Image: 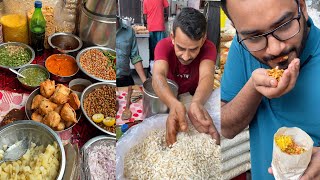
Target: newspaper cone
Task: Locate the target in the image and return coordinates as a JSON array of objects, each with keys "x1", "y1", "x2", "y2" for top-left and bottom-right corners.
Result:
[{"x1": 271, "y1": 127, "x2": 313, "y2": 180}]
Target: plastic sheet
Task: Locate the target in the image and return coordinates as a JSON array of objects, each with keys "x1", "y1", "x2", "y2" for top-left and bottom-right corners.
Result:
[{"x1": 116, "y1": 88, "x2": 221, "y2": 179}]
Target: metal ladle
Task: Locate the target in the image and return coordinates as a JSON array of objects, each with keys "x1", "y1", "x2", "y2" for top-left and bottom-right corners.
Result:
[
  {"x1": 9, "y1": 68, "x2": 26, "y2": 78},
  {"x1": 0, "y1": 139, "x2": 30, "y2": 164}
]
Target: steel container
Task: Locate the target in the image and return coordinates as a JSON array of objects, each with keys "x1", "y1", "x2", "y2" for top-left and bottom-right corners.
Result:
[
  {"x1": 78, "y1": 3, "x2": 116, "y2": 49},
  {"x1": 0, "y1": 120, "x2": 66, "y2": 180},
  {"x1": 142, "y1": 78, "x2": 179, "y2": 119},
  {"x1": 85, "y1": 0, "x2": 116, "y2": 16}
]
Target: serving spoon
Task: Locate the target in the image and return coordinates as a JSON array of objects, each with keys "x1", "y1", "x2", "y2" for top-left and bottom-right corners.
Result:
[
  {"x1": 0, "y1": 139, "x2": 30, "y2": 164},
  {"x1": 9, "y1": 68, "x2": 26, "y2": 78}
]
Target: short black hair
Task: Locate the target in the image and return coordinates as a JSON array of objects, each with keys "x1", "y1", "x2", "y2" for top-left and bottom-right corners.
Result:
[{"x1": 172, "y1": 7, "x2": 207, "y2": 40}]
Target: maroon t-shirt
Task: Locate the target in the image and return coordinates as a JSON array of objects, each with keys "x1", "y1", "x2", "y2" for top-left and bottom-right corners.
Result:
[{"x1": 154, "y1": 37, "x2": 216, "y2": 95}]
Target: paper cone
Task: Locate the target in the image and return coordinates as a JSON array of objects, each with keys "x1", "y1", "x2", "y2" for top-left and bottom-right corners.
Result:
[{"x1": 271, "y1": 127, "x2": 313, "y2": 180}]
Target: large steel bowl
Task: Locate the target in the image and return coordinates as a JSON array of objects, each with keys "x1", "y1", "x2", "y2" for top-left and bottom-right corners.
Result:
[
  {"x1": 0, "y1": 42, "x2": 35, "y2": 69},
  {"x1": 81, "y1": 82, "x2": 116, "y2": 136},
  {"x1": 76, "y1": 46, "x2": 116, "y2": 83},
  {"x1": 0, "y1": 120, "x2": 66, "y2": 180},
  {"x1": 25, "y1": 88, "x2": 82, "y2": 142}
]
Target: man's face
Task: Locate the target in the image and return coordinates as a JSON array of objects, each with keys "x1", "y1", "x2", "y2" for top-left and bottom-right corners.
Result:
[
  {"x1": 171, "y1": 28, "x2": 205, "y2": 65},
  {"x1": 228, "y1": 0, "x2": 309, "y2": 69}
]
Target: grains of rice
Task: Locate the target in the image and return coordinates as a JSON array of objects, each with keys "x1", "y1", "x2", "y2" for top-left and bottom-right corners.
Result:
[{"x1": 124, "y1": 125, "x2": 221, "y2": 179}]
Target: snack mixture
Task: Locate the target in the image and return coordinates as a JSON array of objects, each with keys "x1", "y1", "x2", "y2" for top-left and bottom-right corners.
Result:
[
  {"x1": 267, "y1": 66, "x2": 284, "y2": 82},
  {"x1": 124, "y1": 126, "x2": 221, "y2": 179},
  {"x1": 275, "y1": 135, "x2": 306, "y2": 155}
]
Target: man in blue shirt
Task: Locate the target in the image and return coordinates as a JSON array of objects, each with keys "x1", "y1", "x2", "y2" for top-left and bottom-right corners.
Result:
[
  {"x1": 116, "y1": 17, "x2": 147, "y2": 87},
  {"x1": 221, "y1": 0, "x2": 320, "y2": 179}
]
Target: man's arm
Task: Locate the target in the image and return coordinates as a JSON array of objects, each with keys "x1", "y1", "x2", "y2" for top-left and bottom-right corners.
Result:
[
  {"x1": 192, "y1": 60, "x2": 215, "y2": 105},
  {"x1": 221, "y1": 59, "x2": 300, "y2": 139},
  {"x1": 152, "y1": 60, "x2": 188, "y2": 145},
  {"x1": 221, "y1": 77, "x2": 263, "y2": 139},
  {"x1": 133, "y1": 61, "x2": 147, "y2": 83},
  {"x1": 152, "y1": 60, "x2": 180, "y2": 107},
  {"x1": 188, "y1": 60, "x2": 220, "y2": 144}
]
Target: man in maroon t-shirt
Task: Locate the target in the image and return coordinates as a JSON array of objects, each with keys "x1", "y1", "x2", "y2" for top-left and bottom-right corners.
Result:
[{"x1": 152, "y1": 7, "x2": 220, "y2": 145}]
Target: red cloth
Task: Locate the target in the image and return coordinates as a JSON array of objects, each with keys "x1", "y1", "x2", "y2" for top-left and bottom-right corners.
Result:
[
  {"x1": 143, "y1": 0, "x2": 169, "y2": 32},
  {"x1": 154, "y1": 37, "x2": 216, "y2": 95}
]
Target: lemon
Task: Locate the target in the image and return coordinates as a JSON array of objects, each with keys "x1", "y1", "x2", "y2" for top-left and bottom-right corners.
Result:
[
  {"x1": 92, "y1": 114, "x2": 104, "y2": 123},
  {"x1": 103, "y1": 117, "x2": 116, "y2": 127}
]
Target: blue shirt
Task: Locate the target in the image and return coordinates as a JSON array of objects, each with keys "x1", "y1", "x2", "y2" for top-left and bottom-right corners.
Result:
[
  {"x1": 116, "y1": 20, "x2": 142, "y2": 78},
  {"x1": 221, "y1": 18, "x2": 320, "y2": 179}
]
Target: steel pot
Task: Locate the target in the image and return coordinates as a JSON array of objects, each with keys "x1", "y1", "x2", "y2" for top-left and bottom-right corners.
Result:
[
  {"x1": 142, "y1": 78, "x2": 179, "y2": 119},
  {"x1": 79, "y1": 3, "x2": 116, "y2": 49},
  {"x1": 85, "y1": 0, "x2": 116, "y2": 16}
]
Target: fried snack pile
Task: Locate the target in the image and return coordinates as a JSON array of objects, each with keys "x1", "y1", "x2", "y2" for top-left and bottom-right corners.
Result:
[
  {"x1": 267, "y1": 66, "x2": 284, "y2": 81},
  {"x1": 31, "y1": 79, "x2": 80, "y2": 131},
  {"x1": 275, "y1": 135, "x2": 306, "y2": 155}
]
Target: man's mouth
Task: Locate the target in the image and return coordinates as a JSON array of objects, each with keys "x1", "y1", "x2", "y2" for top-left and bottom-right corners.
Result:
[{"x1": 270, "y1": 55, "x2": 289, "y2": 64}]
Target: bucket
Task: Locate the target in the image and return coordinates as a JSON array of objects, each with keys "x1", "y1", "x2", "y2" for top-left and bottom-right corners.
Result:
[{"x1": 142, "y1": 78, "x2": 179, "y2": 119}]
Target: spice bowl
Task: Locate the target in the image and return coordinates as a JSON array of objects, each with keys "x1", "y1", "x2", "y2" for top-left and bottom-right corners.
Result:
[
  {"x1": 48, "y1": 33, "x2": 83, "y2": 57},
  {"x1": 17, "y1": 64, "x2": 50, "y2": 91},
  {"x1": 45, "y1": 54, "x2": 79, "y2": 83},
  {"x1": 68, "y1": 78, "x2": 92, "y2": 98}
]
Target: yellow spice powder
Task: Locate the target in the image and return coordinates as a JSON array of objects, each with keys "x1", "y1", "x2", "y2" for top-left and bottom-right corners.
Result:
[{"x1": 275, "y1": 135, "x2": 306, "y2": 155}]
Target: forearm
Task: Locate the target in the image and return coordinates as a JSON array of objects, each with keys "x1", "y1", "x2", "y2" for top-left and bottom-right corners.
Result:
[
  {"x1": 152, "y1": 73, "x2": 180, "y2": 108},
  {"x1": 221, "y1": 77, "x2": 263, "y2": 138},
  {"x1": 133, "y1": 62, "x2": 147, "y2": 83},
  {"x1": 192, "y1": 74, "x2": 214, "y2": 105}
]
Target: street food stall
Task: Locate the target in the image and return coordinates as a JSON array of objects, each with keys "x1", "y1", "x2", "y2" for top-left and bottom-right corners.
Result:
[{"x1": 0, "y1": 0, "x2": 116, "y2": 179}]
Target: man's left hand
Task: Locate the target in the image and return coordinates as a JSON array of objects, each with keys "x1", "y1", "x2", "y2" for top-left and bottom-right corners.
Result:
[
  {"x1": 268, "y1": 147, "x2": 320, "y2": 179},
  {"x1": 187, "y1": 102, "x2": 220, "y2": 144}
]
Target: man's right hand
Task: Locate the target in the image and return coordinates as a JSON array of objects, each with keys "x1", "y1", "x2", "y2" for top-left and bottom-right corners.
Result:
[
  {"x1": 251, "y1": 58, "x2": 300, "y2": 99},
  {"x1": 166, "y1": 101, "x2": 188, "y2": 146}
]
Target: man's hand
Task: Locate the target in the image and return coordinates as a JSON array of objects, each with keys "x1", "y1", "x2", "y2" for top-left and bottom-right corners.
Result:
[
  {"x1": 188, "y1": 102, "x2": 220, "y2": 144},
  {"x1": 166, "y1": 101, "x2": 188, "y2": 146},
  {"x1": 268, "y1": 147, "x2": 320, "y2": 179},
  {"x1": 251, "y1": 58, "x2": 300, "y2": 99}
]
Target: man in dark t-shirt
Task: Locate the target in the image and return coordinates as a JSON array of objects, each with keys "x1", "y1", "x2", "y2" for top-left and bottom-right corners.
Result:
[{"x1": 152, "y1": 7, "x2": 220, "y2": 145}]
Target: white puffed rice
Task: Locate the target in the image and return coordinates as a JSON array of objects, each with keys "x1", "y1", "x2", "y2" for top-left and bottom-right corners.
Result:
[{"x1": 124, "y1": 126, "x2": 221, "y2": 179}]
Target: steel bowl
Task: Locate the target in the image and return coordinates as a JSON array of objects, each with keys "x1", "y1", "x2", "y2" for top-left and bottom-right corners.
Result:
[
  {"x1": 17, "y1": 64, "x2": 50, "y2": 91},
  {"x1": 0, "y1": 120, "x2": 66, "y2": 180},
  {"x1": 76, "y1": 46, "x2": 116, "y2": 83},
  {"x1": 81, "y1": 82, "x2": 116, "y2": 136},
  {"x1": 25, "y1": 88, "x2": 82, "y2": 142},
  {"x1": 48, "y1": 33, "x2": 83, "y2": 57},
  {"x1": 0, "y1": 42, "x2": 35, "y2": 70},
  {"x1": 45, "y1": 54, "x2": 79, "y2": 83},
  {"x1": 81, "y1": 135, "x2": 116, "y2": 179}
]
